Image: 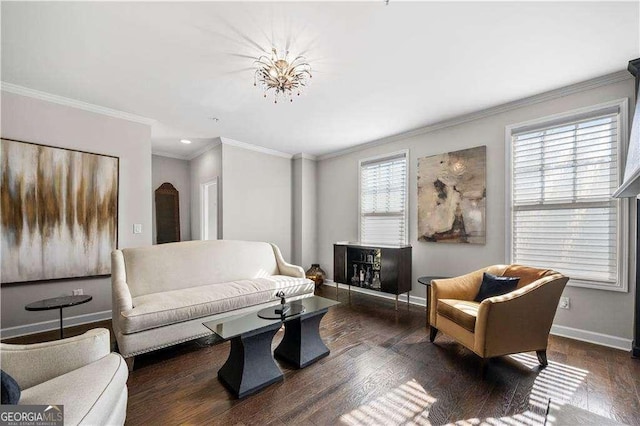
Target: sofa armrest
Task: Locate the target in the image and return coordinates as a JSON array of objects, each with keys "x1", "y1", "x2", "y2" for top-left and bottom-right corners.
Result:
[
  {"x1": 473, "y1": 274, "x2": 569, "y2": 357},
  {"x1": 111, "y1": 250, "x2": 133, "y2": 322},
  {"x1": 0, "y1": 328, "x2": 111, "y2": 390},
  {"x1": 270, "y1": 243, "x2": 305, "y2": 278}
]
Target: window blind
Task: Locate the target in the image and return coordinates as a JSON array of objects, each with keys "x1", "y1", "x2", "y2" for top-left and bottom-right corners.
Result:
[
  {"x1": 511, "y1": 112, "x2": 620, "y2": 286},
  {"x1": 360, "y1": 152, "x2": 408, "y2": 245}
]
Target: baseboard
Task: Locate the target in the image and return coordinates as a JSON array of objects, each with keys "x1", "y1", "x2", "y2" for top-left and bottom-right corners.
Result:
[
  {"x1": 324, "y1": 280, "x2": 428, "y2": 307},
  {"x1": 549, "y1": 324, "x2": 632, "y2": 351},
  {"x1": 325, "y1": 280, "x2": 633, "y2": 352},
  {"x1": 1, "y1": 310, "x2": 112, "y2": 339}
]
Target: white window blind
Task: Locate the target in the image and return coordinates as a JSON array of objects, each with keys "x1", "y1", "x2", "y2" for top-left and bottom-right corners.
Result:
[
  {"x1": 360, "y1": 152, "x2": 408, "y2": 245},
  {"x1": 510, "y1": 108, "x2": 624, "y2": 289}
]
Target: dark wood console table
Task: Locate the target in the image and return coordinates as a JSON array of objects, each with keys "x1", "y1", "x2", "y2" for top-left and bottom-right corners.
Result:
[{"x1": 333, "y1": 242, "x2": 412, "y2": 310}]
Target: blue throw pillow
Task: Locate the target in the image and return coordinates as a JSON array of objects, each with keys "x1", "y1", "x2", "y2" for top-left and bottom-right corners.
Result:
[
  {"x1": 1, "y1": 370, "x2": 20, "y2": 405},
  {"x1": 474, "y1": 272, "x2": 520, "y2": 302}
]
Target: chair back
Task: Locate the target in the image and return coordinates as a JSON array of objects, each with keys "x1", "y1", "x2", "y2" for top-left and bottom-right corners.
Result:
[{"x1": 501, "y1": 265, "x2": 558, "y2": 289}]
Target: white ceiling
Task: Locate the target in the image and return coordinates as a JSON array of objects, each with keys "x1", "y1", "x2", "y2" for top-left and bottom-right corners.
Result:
[{"x1": 2, "y1": 1, "x2": 639, "y2": 157}]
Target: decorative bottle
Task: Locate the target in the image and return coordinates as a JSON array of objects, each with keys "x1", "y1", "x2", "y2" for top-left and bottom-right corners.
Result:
[
  {"x1": 351, "y1": 264, "x2": 359, "y2": 285},
  {"x1": 372, "y1": 271, "x2": 381, "y2": 290}
]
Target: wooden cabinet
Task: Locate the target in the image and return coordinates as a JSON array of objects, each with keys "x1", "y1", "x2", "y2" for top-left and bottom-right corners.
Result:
[{"x1": 333, "y1": 242, "x2": 412, "y2": 309}]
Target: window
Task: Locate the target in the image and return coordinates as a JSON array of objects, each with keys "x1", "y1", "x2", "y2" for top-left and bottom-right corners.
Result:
[
  {"x1": 359, "y1": 150, "x2": 409, "y2": 246},
  {"x1": 507, "y1": 100, "x2": 628, "y2": 291}
]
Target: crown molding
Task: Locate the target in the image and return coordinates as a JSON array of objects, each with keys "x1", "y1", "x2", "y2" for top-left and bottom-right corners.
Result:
[
  {"x1": 221, "y1": 137, "x2": 293, "y2": 159},
  {"x1": 292, "y1": 153, "x2": 318, "y2": 161},
  {"x1": 1, "y1": 82, "x2": 156, "y2": 126},
  {"x1": 318, "y1": 70, "x2": 633, "y2": 160},
  {"x1": 151, "y1": 150, "x2": 189, "y2": 160},
  {"x1": 153, "y1": 140, "x2": 222, "y2": 161},
  {"x1": 187, "y1": 139, "x2": 222, "y2": 161}
]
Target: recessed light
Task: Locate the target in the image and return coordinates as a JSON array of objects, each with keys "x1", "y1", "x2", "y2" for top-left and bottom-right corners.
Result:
[
  {"x1": 180, "y1": 139, "x2": 192, "y2": 144},
  {"x1": 210, "y1": 117, "x2": 220, "y2": 122}
]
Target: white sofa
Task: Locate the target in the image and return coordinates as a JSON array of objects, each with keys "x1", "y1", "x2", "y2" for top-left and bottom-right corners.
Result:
[
  {"x1": 111, "y1": 240, "x2": 315, "y2": 361},
  {"x1": 0, "y1": 329, "x2": 128, "y2": 426}
]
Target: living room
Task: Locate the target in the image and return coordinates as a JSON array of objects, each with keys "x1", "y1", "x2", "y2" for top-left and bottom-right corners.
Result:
[{"x1": 1, "y1": 1, "x2": 639, "y2": 425}]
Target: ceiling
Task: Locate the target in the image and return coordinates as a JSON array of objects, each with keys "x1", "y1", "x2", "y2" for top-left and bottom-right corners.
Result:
[{"x1": 2, "y1": 2, "x2": 639, "y2": 158}]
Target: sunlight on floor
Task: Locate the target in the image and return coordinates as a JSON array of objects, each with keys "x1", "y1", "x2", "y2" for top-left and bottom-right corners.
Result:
[
  {"x1": 453, "y1": 353, "x2": 589, "y2": 426},
  {"x1": 339, "y1": 379, "x2": 436, "y2": 426},
  {"x1": 340, "y1": 354, "x2": 591, "y2": 426}
]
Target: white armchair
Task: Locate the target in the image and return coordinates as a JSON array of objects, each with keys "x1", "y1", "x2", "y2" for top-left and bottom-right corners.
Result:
[{"x1": 0, "y1": 329, "x2": 128, "y2": 426}]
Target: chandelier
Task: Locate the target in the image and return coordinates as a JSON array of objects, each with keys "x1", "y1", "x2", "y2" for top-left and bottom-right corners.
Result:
[{"x1": 254, "y1": 48, "x2": 312, "y2": 103}]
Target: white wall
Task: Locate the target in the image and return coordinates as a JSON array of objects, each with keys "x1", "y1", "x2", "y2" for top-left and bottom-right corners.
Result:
[
  {"x1": 152, "y1": 155, "x2": 191, "y2": 242},
  {"x1": 222, "y1": 143, "x2": 293, "y2": 261},
  {"x1": 317, "y1": 78, "x2": 637, "y2": 341},
  {"x1": 301, "y1": 158, "x2": 318, "y2": 269},
  {"x1": 292, "y1": 156, "x2": 318, "y2": 269},
  {"x1": 0, "y1": 92, "x2": 152, "y2": 332},
  {"x1": 189, "y1": 142, "x2": 222, "y2": 240},
  {"x1": 292, "y1": 158, "x2": 303, "y2": 266}
]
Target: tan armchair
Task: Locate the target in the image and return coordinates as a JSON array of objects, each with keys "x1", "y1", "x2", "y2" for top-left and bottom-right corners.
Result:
[{"x1": 429, "y1": 265, "x2": 569, "y2": 366}]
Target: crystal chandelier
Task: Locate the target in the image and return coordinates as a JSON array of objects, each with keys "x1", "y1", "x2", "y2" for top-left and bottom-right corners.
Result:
[{"x1": 254, "y1": 48, "x2": 312, "y2": 103}]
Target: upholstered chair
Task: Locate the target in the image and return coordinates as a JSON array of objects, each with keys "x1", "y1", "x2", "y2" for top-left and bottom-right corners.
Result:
[
  {"x1": 429, "y1": 265, "x2": 569, "y2": 366},
  {"x1": 0, "y1": 329, "x2": 128, "y2": 425}
]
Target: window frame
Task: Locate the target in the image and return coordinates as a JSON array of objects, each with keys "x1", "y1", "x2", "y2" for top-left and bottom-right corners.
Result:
[
  {"x1": 358, "y1": 149, "x2": 410, "y2": 246},
  {"x1": 505, "y1": 99, "x2": 630, "y2": 292}
]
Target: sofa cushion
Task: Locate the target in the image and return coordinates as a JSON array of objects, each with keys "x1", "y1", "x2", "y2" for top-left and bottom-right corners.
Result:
[
  {"x1": 437, "y1": 299, "x2": 480, "y2": 332},
  {"x1": 120, "y1": 276, "x2": 314, "y2": 334},
  {"x1": 121, "y1": 240, "x2": 282, "y2": 298},
  {"x1": 19, "y1": 353, "x2": 127, "y2": 426}
]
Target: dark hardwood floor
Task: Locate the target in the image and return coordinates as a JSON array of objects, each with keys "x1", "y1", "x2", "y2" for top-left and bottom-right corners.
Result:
[{"x1": 4, "y1": 287, "x2": 640, "y2": 425}]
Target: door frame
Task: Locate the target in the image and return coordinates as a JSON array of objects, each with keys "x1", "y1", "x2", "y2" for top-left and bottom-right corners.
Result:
[{"x1": 201, "y1": 177, "x2": 220, "y2": 240}]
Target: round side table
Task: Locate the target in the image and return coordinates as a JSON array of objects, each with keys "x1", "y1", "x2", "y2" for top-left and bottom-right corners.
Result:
[
  {"x1": 417, "y1": 276, "x2": 448, "y2": 328},
  {"x1": 25, "y1": 295, "x2": 92, "y2": 339}
]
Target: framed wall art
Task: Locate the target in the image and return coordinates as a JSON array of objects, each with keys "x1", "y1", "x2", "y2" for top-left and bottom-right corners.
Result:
[
  {"x1": 417, "y1": 145, "x2": 486, "y2": 244},
  {"x1": 1, "y1": 138, "x2": 119, "y2": 284}
]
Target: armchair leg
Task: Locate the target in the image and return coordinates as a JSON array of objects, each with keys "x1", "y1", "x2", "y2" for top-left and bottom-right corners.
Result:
[
  {"x1": 480, "y1": 358, "x2": 488, "y2": 378},
  {"x1": 536, "y1": 350, "x2": 548, "y2": 367},
  {"x1": 429, "y1": 327, "x2": 438, "y2": 342}
]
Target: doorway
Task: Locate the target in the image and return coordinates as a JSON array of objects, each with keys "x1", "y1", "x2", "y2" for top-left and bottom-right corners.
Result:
[{"x1": 201, "y1": 178, "x2": 219, "y2": 240}]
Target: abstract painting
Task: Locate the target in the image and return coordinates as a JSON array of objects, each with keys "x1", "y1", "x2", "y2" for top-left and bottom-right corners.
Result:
[
  {"x1": 1, "y1": 139, "x2": 118, "y2": 283},
  {"x1": 418, "y1": 146, "x2": 486, "y2": 244}
]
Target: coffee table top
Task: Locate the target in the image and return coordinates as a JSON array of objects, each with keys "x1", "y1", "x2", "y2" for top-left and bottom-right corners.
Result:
[
  {"x1": 203, "y1": 296, "x2": 339, "y2": 340},
  {"x1": 25, "y1": 295, "x2": 92, "y2": 311}
]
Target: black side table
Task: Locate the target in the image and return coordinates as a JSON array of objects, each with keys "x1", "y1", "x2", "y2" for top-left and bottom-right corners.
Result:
[
  {"x1": 417, "y1": 276, "x2": 448, "y2": 328},
  {"x1": 25, "y1": 295, "x2": 92, "y2": 339}
]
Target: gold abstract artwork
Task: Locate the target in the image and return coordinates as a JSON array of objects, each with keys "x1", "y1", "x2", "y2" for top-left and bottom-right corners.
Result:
[
  {"x1": 1, "y1": 139, "x2": 118, "y2": 283},
  {"x1": 418, "y1": 146, "x2": 486, "y2": 244}
]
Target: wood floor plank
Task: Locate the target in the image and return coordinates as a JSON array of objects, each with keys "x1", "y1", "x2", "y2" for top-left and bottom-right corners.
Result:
[{"x1": 4, "y1": 287, "x2": 639, "y2": 426}]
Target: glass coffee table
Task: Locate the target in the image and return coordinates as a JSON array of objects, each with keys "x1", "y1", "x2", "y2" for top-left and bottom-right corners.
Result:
[{"x1": 203, "y1": 296, "x2": 339, "y2": 399}]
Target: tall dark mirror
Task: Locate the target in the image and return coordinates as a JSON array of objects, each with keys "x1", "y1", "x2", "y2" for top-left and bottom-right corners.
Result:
[{"x1": 155, "y1": 182, "x2": 180, "y2": 244}]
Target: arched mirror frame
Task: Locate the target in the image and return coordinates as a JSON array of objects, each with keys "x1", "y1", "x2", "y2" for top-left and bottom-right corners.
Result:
[{"x1": 155, "y1": 182, "x2": 180, "y2": 244}]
